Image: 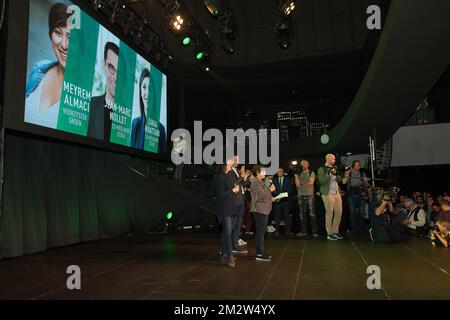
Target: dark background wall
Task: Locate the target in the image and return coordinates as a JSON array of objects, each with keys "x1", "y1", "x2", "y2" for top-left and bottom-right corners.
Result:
[{"x1": 0, "y1": 133, "x2": 213, "y2": 259}]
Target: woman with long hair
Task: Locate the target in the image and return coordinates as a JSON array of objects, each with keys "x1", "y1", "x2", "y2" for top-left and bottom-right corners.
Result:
[{"x1": 131, "y1": 68, "x2": 167, "y2": 153}]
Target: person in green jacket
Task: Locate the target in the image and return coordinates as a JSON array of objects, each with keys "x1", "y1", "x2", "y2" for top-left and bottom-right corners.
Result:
[{"x1": 318, "y1": 154, "x2": 344, "y2": 241}]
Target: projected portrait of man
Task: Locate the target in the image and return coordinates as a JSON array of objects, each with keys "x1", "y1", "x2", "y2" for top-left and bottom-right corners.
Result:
[
  {"x1": 25, "y1": 3, "x2": 72, "y2": 129},
  {"x1": 87, "y1": 41, "x2": 119, "y2": 141}
]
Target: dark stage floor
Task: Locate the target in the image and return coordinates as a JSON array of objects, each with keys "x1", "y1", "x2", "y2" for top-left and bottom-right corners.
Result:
[{"x1": 0, "y1": 232, "x2": 449, "y2": 300}]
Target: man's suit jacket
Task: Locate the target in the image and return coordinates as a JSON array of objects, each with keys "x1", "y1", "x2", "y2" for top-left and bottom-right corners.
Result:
[
  {"x1": 228, "y1": 168, "x2": 245, "y2": 205},
  {"x1": 272, "y1": 175, "x2": 292, "y2": 203},
  {"x1": 215, "y1": 173, "x2": 237, "y2": 217}
]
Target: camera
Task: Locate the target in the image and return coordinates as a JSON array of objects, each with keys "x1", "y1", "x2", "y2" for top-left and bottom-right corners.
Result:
[
  {"x1": 382, "y1": 187, "x2": 400, "y2": 202},
  {"x1": 327, "y1": 166, "x2": 338, "y2": 176}
]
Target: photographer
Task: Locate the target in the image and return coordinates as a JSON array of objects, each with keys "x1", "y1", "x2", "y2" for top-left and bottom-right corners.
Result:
[
  {"x1": 370, "y1": 192, "x2": 403, "y2": 244},
  {"x1": 318, "y1": 154, "x2": 343, "y2": 241},
  {"x1": 430, "y1": 220, "x2": 450, "y2": 248},
  {"x1": 342, "y1": 160, "x2": 370, "y2": 234}
]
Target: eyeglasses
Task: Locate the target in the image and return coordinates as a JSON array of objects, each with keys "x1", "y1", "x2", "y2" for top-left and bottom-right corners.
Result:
[{"x1": 107, "y1": 63, "x2": 117, "y2": 76}]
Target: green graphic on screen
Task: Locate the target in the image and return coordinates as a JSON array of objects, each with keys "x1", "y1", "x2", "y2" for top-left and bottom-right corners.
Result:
[
  {"x1": 57, "y1": 10, "x2": 99, "y2": 135},
  {"x1": 110, "y1": 42, "x2": 136, "y2": 146}
]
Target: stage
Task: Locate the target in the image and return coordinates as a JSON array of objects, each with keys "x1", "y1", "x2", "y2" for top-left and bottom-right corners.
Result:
[{"x1": 0, "y1": 232, "x2": 449, "y2": 300}]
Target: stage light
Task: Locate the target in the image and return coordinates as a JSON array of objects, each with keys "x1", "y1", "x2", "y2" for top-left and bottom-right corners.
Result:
[
  {"x1": 279, "y1": 0, "x2": 296, "y2": 17},
  {"x1": 196, "y1": 52, "x2": 204, "y2": 60},
  {"x1": 164, "y1": 211, "x2": 174, "y2": 233},
  {"x1": 204, "y1": 0, "x2": 224, "y2": 17},
  {"x1": 170, "y1": 13, "x2": 185, "y2": 32},
  {"x1": 205, "y1": 66, "x2": 210, "y2": 72},
  {"x1": 93, "y1": 0, "x2": 106, "y2": 9},
  {"x1": 221, "y1": 35, "x2": 235, "y2": 55},
  {"x1": 276, "y1": 16, "x2": 294, "y2": 49},
  {"x1": 182, "y1": 36, "x2": 191, "y2": 46},
  {"x1": 291, "y1": 160, "x2": 298, "y2": 166}
]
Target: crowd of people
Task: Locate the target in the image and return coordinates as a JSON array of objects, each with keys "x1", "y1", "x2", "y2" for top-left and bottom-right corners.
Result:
[{"x1": 212, "y1": 154, "x2": 450, "y2": 268}]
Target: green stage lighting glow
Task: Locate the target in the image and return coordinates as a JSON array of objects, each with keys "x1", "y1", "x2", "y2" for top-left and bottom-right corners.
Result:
[
  {"x1": 182, "y1": 37, "x2": 191, "y2": 46},
  {"x1": 196, "y1": 52, "x2": 204, "y2": 60},
  {"x1": 166, "y1": 212, "x2": 173, "y2": 220}
]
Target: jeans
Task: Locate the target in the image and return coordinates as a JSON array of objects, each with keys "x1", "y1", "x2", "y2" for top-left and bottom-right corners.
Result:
[
  {"x1": 254, "y1": 212, "x2": 269, "y2": 255},
  {"x1": 232, "y1": 202, "x2": 245, "y2": 249},
  {"x1": 221, "y1": 216, "x2": 236, "y2": 256},
  {"x1": 322, "y1": 194, "x2": 342, "y2": 235},
  {"x1": 274, "y1": 201, "x2": 292, "y2": 232},
  {"x1": 298, "y1": 195, "x2": 318, "y2": 234},
  {"x1": 371, "y1": 223, "x2": 403, "y2": 244},
  {"x1": 348, "y1": 194, "x2": 366, "y2": 232}
]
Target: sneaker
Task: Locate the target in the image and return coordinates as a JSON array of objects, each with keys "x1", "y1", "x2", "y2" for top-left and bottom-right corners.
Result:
[
  {"x1": 296, "y1": 232, "x2": 308, "y2": 237},
  {"x1": 232, "y1": 247, "x2": 248, "y2": 254},
  {"x1": 264, "y1": 252, "x2": 273, "y2": 259},
  {"x1": 238, "y1": 239, "x2": 247, "y2": 246},
  {"x1": 312, "y1": 233, "x2": 319, "y2": 238},
  {"x1": 369, "y1": 228, "x2": 375, "y2": 242},
  {"x1": 327, "y1": 234, "x2": 338, "y2": 241},
  {"x1": 267, "y1": 225, "x2": 276, "y2": 233},
  {"x1": 334, "y1": 233, "x2": 344, "y2": 240},
  {"x1": 256, "y1": 253, "x2": 272, "y2": 262}
]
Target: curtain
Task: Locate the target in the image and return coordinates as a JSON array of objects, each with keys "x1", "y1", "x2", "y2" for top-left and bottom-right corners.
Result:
[{"x1": 0, "y1": 134, "x2": 211, "y2": 259}]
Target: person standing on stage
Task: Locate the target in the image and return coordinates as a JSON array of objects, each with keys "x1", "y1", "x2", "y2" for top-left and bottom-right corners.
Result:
[
  {"x1": 342, "y1": 160, "x2": 370, "y2": 234},
  {"x1": 251, "y1": 166, "x2": 276, "y2": 262},
  {"x1": 295, "y1": 160, "x2": 319, "y2": 237},
  {"x1": 172, "y1": 132, "x2": 188, "y2": 183},
  {"x1": 318, "y1": 154, "x2": 344, "y2": 241},
  {"x1": 228, "y1": 156, "x2": 248, "y2": 254},
  {"x1": 215, "y1": 161, "x2": 241, "y2": 267},
  {"x1": 272, "y1": 168, "x2": 293, "y2": 235}
]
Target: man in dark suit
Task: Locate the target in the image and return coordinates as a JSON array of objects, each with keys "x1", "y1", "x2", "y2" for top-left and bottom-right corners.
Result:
[
  {"x1": 228, "y1": 156, "x2": 248, "y2": 254},
  {"x1": 272, "y1": 167, "x2": 293, "y2": 235},
  {"x1": 88, "y1": 42, "x2": 119, "y2": 141}
]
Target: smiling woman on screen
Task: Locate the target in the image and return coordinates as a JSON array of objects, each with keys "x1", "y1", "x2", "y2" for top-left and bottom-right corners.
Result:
[{"x1": 25, "y1": 3, "x2": 72, "y2": 129}]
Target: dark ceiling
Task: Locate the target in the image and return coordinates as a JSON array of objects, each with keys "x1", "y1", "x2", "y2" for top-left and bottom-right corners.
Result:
[
  {"x1": 127, "y1": 0, "x2": 375, "y2": 66},
  {"x1": 109, "y1": 0, "x2": 383, "y2": 128}
]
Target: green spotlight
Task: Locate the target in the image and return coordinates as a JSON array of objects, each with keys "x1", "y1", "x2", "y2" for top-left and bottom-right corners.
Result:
[
  {"x1": 196, "y1": 52, "x2": 205, "y2": 60},
  {"x1": 166, "y1": 211, "x2": 173, "y2": 220},
  {"x1": 182, "y1": 36, "x2": 191, "y2": 46}
]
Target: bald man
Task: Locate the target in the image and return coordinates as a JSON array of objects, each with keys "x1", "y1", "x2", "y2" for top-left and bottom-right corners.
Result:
[{"x1": 318, "y1": 154, "x2": 344, "y2": 241}]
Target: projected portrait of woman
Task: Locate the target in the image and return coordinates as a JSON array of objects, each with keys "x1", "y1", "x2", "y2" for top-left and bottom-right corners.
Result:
[
  {"x1": 24, "y1": 3, "x2": 72, "y2": 129},
  {"x1": 131, "y1": 68, "x2": 166, "y2": 153}
]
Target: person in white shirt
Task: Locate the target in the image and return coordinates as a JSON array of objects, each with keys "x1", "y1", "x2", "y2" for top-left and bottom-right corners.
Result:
[{"x1": 402, "y1": 198, "x2": 426, "y2": 236}]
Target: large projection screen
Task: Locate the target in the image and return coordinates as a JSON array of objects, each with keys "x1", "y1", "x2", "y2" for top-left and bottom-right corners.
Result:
[{"x1": 4, "y1": 0, "x2": 169, "y2": 158}]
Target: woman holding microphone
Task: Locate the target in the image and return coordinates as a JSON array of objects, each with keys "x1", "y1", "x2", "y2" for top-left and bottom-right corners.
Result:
[{"x1": 251, "y1": 166, "x2": 276, "y2": 262}]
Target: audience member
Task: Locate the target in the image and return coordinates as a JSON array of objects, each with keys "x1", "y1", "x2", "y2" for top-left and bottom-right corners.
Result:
[
  {"x1": 402, "y1": 198, "x2": 427, "y2": 236},
  {"x1": 430, "y1": 220, "x2": 450, "y2": 248},
  {"x1": 438, "y1": 200, "x2": 450, "y2": 223}
]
